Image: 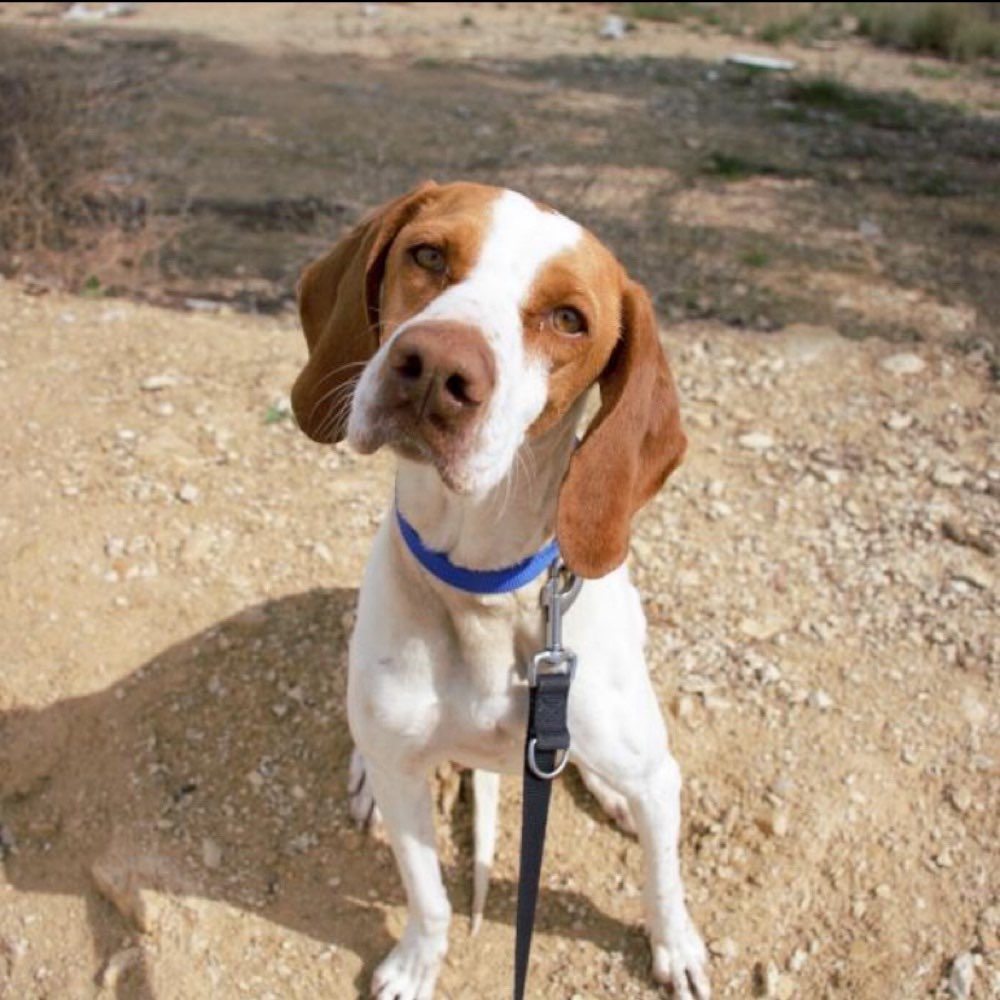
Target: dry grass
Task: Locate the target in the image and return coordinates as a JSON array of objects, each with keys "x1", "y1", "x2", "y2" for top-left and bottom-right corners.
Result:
[
  {"x1": 857, "y1": 2, "x2": 1000, "y2": 61},
  {"x1": 0, "y1": 30, "x2": 105, "y2": 270}
]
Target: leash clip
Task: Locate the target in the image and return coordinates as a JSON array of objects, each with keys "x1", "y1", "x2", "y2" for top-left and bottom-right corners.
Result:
[{"x1": 530, "y1": 557, "x2": 581, "y2": 684}]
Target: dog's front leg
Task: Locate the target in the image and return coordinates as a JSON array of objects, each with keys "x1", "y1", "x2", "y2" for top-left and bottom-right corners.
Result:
[
  {"x1": 365, "y1": 760, "x2": 451, "y2": 1000},
  {"x1": 627, "y1": 752, "x2": 711, "y2": 1000}
]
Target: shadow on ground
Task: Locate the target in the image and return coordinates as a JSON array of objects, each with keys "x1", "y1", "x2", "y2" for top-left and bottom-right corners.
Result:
[{"x1": 0, "y1": 587, "x2": 655, "y2": 997}]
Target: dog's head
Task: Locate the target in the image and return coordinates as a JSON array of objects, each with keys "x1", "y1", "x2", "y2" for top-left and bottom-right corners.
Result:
[{"x1": 292, "y1": 181, "x2": 685, "y2": 577}]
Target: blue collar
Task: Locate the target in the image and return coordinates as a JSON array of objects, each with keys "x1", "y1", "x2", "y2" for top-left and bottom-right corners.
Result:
[{"x1": 395, "y1": 505, "x2": 559, "y2": 595}]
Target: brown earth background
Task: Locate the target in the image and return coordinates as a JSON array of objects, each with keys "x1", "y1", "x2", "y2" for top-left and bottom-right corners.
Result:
[{"x1": 0, "y1": 3, "x2": 997, "y2": 1000}]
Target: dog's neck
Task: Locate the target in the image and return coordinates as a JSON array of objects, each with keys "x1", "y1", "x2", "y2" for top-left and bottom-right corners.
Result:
[{"x1": 394, "y1": 403, "x2": 584, "y2": 574}]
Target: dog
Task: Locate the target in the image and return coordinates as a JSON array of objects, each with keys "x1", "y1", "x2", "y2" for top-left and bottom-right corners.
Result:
[{"x1": 290, "y1": 181, "x2": 709, "y2": 1000}]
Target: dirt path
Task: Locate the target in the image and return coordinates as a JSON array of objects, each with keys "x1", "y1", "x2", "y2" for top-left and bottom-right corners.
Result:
[
  {"x1": 1, "y1": 4, "x2": 998, "y2": 1000},
  {"x1": 1, "y1": 275, "x2": 996, "y2": 999}
]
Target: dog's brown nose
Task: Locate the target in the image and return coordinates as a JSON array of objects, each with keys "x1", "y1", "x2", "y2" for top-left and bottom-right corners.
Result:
[{"x1": 387, "y1": 322, "x2": 495, "y2": 431}]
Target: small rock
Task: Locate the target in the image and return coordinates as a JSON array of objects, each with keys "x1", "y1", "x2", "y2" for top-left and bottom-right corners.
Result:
[
  {"x1": 932, "y1": 465, "x2": 966, "y2": 488},
  {"x1": 752, "y1": 960, "x2": 783, "y2": 997},
  {"x1": 942, "y1": 519, "x2": 996, "y2": 557},
  {"x1": 934, "y1": 849, "x2": 955, "y2": 869},
  {"x1": 311, "y1": 541, "x2": 333, "y2": 563},
  {"x1": 140, "y1": 374, "x2": 178, "y2": 392},
  {"x1": 947, "y1": 785, "x2": 973, "y2": 814},
  {"x1": 739, "y1": 432, "x2": 775, "y2": 451},
  {"x1": 177, "y1": 483, "x2": 199, "y2": 504},
  {"x1": 978, "y1": 904, "x2": 1000, "y2": 951},
  {"x1": 885, "y1": 411, "x2": 913, "y2": 431},
  {"x1": 948, "y1": 952, "x2": 977, "y2": 1000},
  {"x1": 740, "y1": 616, "x2": 785, "y2": 641},
  {"x1": 709, "y1": 937, "x2": 739, "y2": 960},
  {"x1": 91, "y1": 846, "x2": 169, "y2": 934},
  {"x1": 756, "y1": 808, "x2": 789, "y2": 838},
  {"x1": 599, "y1": 14, "x2": 627, "y2": 39},
  {"x1": 809, "y1": 689, "x2": 833, "y2": 711},
  {"x1": 201, "y1": 838, "x2": 222, "y2": 869},
  {"x1": 105, "y1": 536, "x2": 127, "y2": 559},
  {"x1": 180, "y1": 526, "x2": 216, "y2": 564},
  {"x1": 98, "y1": 946, "x2": 142, "y2": 989},
  {"x1": 880, "y1": 352, "x2": 926, "y2": 375}
]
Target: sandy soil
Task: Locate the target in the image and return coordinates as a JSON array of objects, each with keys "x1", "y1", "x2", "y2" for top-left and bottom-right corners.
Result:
[{"x1": 1, "y1": 5, "x2": 998, "y2": 1000}]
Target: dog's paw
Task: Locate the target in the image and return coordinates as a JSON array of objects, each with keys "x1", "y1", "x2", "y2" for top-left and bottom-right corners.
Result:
[
  {"x1": 578, "y1": 767, "x2": 637, "y2": 835},
  {"x1": 652, "y1": 918, "x2": 711, "y2": 1000},
  {"x1": 348, "y1": 747, "x2": 383, "y2": 830},
  {"x1": 371, "y1": 936, "x2": 443, "y2": 1000}
]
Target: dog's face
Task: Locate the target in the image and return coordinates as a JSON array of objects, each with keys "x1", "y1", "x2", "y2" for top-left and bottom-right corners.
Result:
[{"x1": 292, "y1": 182, "x2": 685, "y2": 577}]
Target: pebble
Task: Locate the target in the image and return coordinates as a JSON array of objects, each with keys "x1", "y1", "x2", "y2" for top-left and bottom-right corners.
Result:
[
  {"x1": 880, "y1": 352, "x2": 926, "y2": 375},
  {"x1": 978, "y1": 905, "x2": 1000, "y2": 951},
  {"x1": 740, "y1": 617, "x2": 785, "y2": 641},
  {"x1": 105, "y1": 536, "x2": 126, "y2": 558},
  {"x1": 140, "y1": 374, "x2": 178, "y2": 391},
  {"x1": 756, "y1": 808, "x2": 789, "y2": 838},
  {"x1": 91, "y1": 849, "x2": 161, "y2": 933},
  {"x1": 885, "y1": 411, "x2": 914, "y2": 431},
  {"x1": 948, "y1": 952, "x2": 977, "y2": 1000},
  {"x1": 739, "y1": 432, "x2": 775, "y2": 451},
  {"x1": 709, "y1": 937, "x2": 739, "y2": 960},
  {"x1": 201, "y1": 838, "x2": 222, "y2": 869},
  {"x1": 932, "y1": 465, "x2": 966, "y2": 488},
  {"x1": 947, "y1": 785, "x2": 973, "y2": 814},
  {"x1": 599, "y1": 14, "x2": 627, "y2": 39},
  {"x1": 177, "y1": 483, "x2": 200, "y2": 504},
  {"x1": 98, "y1": 947, "x2": 141, "y2": 989},
  {"x1": 809, "y1": 689, "x2": 833, "y2": 711}
]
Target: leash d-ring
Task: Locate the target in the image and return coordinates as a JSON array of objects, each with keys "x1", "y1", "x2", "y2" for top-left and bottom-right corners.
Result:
[{"x1": 526, "y1": 739, "x2": 570, "y2": 780}]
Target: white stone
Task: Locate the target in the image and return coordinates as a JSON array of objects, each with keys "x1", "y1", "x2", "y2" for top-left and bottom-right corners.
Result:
[
  {"x1": 948, "y1": 952, "x2": 977, "y2": 1000},
  {"x1": 177, "y1": 483, "x2": 199, "y2": 504},
  {"x1": 932, "y1": 466, "x2": 966, "y2": 488},
  {"x1": 140, "y1": 374, "x2": 178, "y2": 391},
  {"x1": 880, "y1": 352, "x2": 926, "y2": 375},
  {"x1": 739, "y1": 432, "x2": 775, "y2": 451},
  {"x1": 599, "y1": 14, "x2": 627, "y2": 39}
]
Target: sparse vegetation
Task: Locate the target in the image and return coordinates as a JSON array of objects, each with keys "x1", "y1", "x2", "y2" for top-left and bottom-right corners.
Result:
[
  {"x1": 785, "y1": 75, "x2": 915, "y2": 129},
  {"x1": 0, "y1": 31, "x2": 105, "y2": 269},
  {"x1": 704, "y1": 151, "x2": 785, "y2": 180},
  {"x1": 742, "y1": 248, "x2": 771, "y2": 267},
  {"x1": 625, "y1": 2, "x2": 689, "y2": 22},
  {"x1": 856, "y1": 2, "x2": 1000, "y2": 61}
]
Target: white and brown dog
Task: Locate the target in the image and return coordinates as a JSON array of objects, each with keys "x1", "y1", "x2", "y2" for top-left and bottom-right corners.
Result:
[{"x1": 291, "y1": 182, "x2": 709, "y2": 1000}]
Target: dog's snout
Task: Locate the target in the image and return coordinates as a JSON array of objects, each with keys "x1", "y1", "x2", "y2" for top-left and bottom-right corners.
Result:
[{"x1": 388, "y1": 323, "x2": 495, "y2": 428}]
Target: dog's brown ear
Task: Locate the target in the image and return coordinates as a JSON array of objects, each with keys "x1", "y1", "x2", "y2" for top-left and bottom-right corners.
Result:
[
  {"x1": 291, "y1": 182, "x2": 437, "y2": 442},
  {"x1": 556, "y1": 280, "x2": 686, "y2": 578}
]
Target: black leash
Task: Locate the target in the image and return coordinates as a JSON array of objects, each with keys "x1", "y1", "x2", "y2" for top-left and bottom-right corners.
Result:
[{"x1": 514, "y1": 560, "x2": 581, "y2": 1000}]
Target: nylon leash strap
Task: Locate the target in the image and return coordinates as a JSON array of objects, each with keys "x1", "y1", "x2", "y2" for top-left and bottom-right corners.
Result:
[{"x1": 514, "y1": 559, "x2": 581, "y2": 1000}]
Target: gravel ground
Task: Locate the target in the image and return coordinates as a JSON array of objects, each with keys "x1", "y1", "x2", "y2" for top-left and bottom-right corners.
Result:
[
  {"x1": 0, "y1": 4, "x2": 998, "y2": 999},
  {"x1": 0, "y1": 275, "x2": 996, "y2": 999}
]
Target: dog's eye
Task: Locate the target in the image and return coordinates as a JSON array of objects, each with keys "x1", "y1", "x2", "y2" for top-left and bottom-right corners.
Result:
[
  {"x1": 411, "y1": 245, "x2": 446, "y2": 274},
  {"x1": 551, "y1": 306, "x2": 586, "y2": 336}
]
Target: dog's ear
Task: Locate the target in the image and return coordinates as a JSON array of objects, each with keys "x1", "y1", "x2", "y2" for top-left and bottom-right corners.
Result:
[
  {"x1": 291, "y1": 182, "x2": 437, "y2": 442},
  {"x1": 556, "y1": 280, "x2": 686, "y2": 578}
]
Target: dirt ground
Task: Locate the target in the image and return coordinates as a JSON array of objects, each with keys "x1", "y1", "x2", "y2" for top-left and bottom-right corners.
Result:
[{"x1": 1, "y1": 4, "x2": 998, "y2": 1000}]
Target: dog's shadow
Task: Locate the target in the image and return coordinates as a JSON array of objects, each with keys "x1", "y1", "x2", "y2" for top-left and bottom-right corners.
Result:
[{"x1": 1, "y1": 588, "x2": 654, "y2": 997}]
